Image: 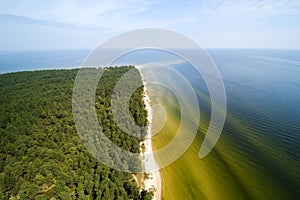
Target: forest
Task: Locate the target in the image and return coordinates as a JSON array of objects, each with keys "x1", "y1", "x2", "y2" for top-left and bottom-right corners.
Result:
[{"x1": 0, "y1": 66, "x2": 152, "y2": 199}]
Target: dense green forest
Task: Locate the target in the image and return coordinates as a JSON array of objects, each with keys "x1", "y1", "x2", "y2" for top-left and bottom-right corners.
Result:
[{"x1": 0, "y1": 66, "x2": 152, "y2": 199}]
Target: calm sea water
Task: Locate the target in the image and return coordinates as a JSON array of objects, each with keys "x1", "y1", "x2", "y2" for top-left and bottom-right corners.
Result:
[
  {"x1": 0, "y1": 49, "x2": 89, "y2": 74},
  {"x1": 209, "y1": 50, "x2": 300, "y2": 163},
  {"x1": 1, "y1": 49, "x2": 300, "y2": 197}
]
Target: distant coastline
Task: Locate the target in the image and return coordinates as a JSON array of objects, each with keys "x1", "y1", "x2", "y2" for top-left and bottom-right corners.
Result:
[{"x1": 2, "y1": 49, "x2": 300, "y2": 74}]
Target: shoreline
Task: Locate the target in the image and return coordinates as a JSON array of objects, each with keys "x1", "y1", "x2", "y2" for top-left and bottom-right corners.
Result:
[{"x1": 136, "y1": 66, "x2": 162, "y2": 200}]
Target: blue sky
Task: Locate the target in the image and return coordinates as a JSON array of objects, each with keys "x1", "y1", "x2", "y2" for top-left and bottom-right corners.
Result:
[{"x1": 1, "y1": 0, "x2": 300, "y2": 50}]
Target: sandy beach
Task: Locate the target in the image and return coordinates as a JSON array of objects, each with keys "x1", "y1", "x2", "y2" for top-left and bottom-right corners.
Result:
[{"x1": 136, "y1": 66, "x2": 162, "y2": 200}]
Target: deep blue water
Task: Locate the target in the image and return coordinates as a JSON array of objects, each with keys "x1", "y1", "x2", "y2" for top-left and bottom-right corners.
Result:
[
  {"x1": 0, "y1": 49, "x2": 89, "y2": 74},
  {"x1": 209, "y1": 50, "x2": 300, "y2": 159}
]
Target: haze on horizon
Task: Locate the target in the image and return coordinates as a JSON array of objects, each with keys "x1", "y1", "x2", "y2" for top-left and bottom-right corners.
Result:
[{"x1": 0, "y1": 0, "x2": 300, "y2": 50}]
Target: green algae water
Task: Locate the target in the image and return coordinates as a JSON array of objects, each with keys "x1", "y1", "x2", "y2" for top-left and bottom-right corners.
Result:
[
  {"x1": 136, "y1": 50, "x2": 300, "y2": 199},
  {"x1": 150, "y1": 84, "x2": 300, "y2": 199}
]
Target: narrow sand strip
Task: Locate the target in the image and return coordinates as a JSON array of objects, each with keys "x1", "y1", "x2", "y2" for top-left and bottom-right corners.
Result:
[{"x1": 136, "y1": 66, "x2": 162, "y2": 200}]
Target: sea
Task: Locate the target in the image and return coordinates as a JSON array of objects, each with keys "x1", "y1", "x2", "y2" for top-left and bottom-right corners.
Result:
[{"x1": 1, "y1": 48, "x2": 300, "y2": 198}]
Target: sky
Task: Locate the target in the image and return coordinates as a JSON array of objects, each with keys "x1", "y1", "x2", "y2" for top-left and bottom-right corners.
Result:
[{"x1": 1, "y1": 0, "x2": 300, "y2": 50}]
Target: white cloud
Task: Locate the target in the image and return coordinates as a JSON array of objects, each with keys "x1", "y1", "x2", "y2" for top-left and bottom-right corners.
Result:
[
  {"x1": 203, "y1": 0, "x2": 300, "y2": 18},
  {"x1": 0, "y1": 0, "x2": 300, "y2": 49},
  {"x1": 0, "y1": 0, "x2": 157, "y2": 26}
]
